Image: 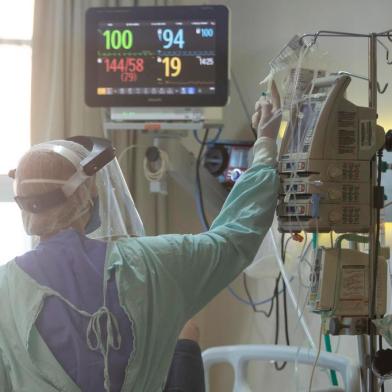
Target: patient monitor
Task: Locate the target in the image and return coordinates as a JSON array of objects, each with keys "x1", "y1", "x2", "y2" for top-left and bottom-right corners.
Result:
[{"x1": 277, "y1": 74, "x2": 385, "y2": 233}]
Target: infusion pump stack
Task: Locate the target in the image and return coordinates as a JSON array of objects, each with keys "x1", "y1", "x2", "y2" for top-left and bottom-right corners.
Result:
[
  {"x1": 278, "y1": 74, "x2": 384, "y2": 233},
  {"x1": 277, "y1": 74, "x2": 388, "y2": 333}
]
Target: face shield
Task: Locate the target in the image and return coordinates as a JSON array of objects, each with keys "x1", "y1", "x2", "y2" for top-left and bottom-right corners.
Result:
[
  {"x1": 10, "y1": 136, "x2": 144, "y2": 240},
  {"x1": 88, "y1": 150, "x2": 146, "y2": 240}
]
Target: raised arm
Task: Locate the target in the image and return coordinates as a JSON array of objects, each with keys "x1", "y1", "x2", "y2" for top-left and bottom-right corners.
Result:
[
  {"x1": 120, "y1": 86, "x2": 282, "y2": 319},
  {"x1": 0, "y1": 350, "x2": 12, "y2": 391}
]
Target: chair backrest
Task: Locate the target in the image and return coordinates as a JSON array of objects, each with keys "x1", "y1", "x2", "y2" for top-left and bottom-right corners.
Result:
[{"x1": 202, "y1": 344, "x2": 360, "y2": 392}]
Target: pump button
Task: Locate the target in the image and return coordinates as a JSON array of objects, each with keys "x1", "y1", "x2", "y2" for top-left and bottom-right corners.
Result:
[
  {"x1": 328, "y1": 210, "x2": 342, "y2": 223},
  {"x1": 327, "y1": 165, "x2": 343, "y2": 179},
  {"x1": 329, "y1": 190, "x2": 342, "y2": 201}
]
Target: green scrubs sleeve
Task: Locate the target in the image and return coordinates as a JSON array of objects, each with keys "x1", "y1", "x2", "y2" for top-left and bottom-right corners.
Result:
[
  {"x1": 0, "y1": 350, "x2": 11, "y2": 391},
  {"x1": 124, "y1": 137, "x2": 279, "y2": 319}
]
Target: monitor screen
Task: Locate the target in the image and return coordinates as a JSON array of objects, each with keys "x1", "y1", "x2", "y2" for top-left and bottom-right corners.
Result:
[{"x1": 85, "y1": 5, "x2": 229, "y2": 107}]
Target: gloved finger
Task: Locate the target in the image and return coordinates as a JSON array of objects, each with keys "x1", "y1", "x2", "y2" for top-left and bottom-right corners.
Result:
[
  {"x1": 255, "y1": 94, "x2": 271, "y2": 111},
  {"x1": 251, "y1": 111, "x2": 261, "y2": 130},
  {"x1": 260, "y1": 101, "x2": 273, "y2": 119},
  {"x1": 257, "y1": 112, "x2": 282, "y2": 139}
]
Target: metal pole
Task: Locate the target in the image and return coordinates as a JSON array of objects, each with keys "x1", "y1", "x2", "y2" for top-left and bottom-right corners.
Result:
[
  {"x1": 368, "y1": 32, "x2": 378, "y2": 392},
  {"x1": 357, "y1": 335, "x2": 369, "y2": 392},
  {"x1": 369, "y1": 33, "x2": 378, "y2": 109}
]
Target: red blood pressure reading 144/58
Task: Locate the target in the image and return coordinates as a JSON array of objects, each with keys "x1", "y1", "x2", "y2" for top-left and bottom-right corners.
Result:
[{"x1": 103, "y1": 57, "x2": 145, "y2": 82}]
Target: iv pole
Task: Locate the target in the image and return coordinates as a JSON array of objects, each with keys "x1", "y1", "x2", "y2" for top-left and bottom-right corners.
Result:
[
  {"x1": 299, "y1": 29, "x2": 392, "y2": 392},
  {"x1": 368, "y1": 32, "x2": 379, "y2": 392}
]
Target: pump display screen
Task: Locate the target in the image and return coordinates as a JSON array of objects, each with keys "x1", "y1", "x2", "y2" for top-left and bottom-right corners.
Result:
[
  {"x1": 289, "y1": 101, "x2": 323, "y2": 154},
  {"x1": 85, "y1": 5, "x2": 229, "y2": 107}
]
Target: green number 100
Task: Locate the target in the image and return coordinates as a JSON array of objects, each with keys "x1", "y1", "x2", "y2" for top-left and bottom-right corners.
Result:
[{"x1": 103, "y1": 29, "x2": 133, "y2": 50}]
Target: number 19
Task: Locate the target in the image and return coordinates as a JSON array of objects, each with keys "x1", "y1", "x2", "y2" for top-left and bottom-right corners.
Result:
[{"x1": 162, "y1": 57, "x2": 182, "y2": 77}]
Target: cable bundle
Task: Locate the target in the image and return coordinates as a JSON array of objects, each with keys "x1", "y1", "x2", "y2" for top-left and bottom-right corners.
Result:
[{"x1": 143, "y1": 147, "x2": 170, "y2": 182}]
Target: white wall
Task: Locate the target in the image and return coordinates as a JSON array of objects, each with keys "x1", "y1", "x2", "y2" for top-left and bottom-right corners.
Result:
[
  {"x1": 167, "y1": 0, "x2": 392, "y2": 390},
  {"x1": 174, "y1": 0, "x2": 392, "y2": 136}
]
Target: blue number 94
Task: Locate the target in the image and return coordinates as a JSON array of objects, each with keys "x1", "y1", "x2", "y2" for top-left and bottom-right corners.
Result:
[{"x1": 160, "y1": 28, "x2": 185, "y2": 49}]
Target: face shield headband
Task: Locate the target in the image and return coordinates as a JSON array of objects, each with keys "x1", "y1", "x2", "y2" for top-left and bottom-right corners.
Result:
[{"x1": 9, "y1": 136, "x2": 116, "y2": 214}]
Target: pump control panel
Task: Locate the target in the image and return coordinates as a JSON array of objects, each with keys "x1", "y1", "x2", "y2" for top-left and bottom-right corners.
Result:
[{"x1": 277, "y1": 75, "x2": 385, "y2": 233}]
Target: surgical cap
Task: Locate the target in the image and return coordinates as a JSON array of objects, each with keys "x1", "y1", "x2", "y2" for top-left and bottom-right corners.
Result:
[{"x1": 14, "y1": 140, "x2": 94, "y2": 237}]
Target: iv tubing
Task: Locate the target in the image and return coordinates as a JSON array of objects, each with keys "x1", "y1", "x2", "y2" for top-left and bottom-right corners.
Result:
[
  {"x1": 270, "y1": 228, "x2": 316, "y2": 349},
  {"x1": 311, "y1": 232, "x2": 338, "y2": 386},
  {"x1": 324, "y1": 335, "x2": 339, "y2": 385}
]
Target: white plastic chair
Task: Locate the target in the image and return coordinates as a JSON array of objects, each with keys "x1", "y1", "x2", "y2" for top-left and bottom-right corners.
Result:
[{"x1": 202, "y1": 345, "x2": 360, "y2": 392}]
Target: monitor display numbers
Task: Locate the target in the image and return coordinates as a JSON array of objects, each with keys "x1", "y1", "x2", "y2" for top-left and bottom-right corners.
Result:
[
  {"x1": 96, "y1": 20, "x2": 217, "y2": 96},
  {"x1": 85, "y1": 5, "x2": 229, "y2": 107},
  {"x1": 158, "y1": 56, "x2": 181, "y2": 78},
  {"x1": 157, "y1": 28, "x2": 185, "y2": 49},
  {"x1": 198, "y1": 28, "x2": 214, "y2": 38},
  {"x1": 102, "y1": 29, "x2": 134, "y2": 49}
]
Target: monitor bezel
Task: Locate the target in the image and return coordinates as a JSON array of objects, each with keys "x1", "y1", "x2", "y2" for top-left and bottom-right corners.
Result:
[{"x1": 85, "y1": 5, "x2": 229, "y2": 107}]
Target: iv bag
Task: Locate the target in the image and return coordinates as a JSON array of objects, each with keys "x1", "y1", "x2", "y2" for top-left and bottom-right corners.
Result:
[{"x1": 261, "y1": 36, "x2": 329, "y2": 120}]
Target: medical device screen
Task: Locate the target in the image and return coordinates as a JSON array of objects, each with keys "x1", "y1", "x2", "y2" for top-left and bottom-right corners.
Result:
[
  {"x1": 288, "y1": 100, "x2": 323, "y2": 154},
  {"x1": 85, "y1": 5, "x2": 229, "y2": 107}
]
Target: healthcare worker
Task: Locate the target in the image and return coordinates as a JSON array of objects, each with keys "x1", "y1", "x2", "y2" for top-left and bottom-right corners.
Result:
[{"x1": 0, "y1": 87, "x2": 281, "y2": 392}]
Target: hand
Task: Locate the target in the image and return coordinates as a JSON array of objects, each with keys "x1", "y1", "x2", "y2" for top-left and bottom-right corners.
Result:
[{"x1": 252, "y1": 80, "x2": 281, "y2": 140}]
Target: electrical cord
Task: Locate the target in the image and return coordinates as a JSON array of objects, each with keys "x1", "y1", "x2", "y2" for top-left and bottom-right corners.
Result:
[
  {"x1": 281, "y1": 237, "x2": 292, "y2": 350},
  {"x1": 143, "y1": 148, "x2": 170, "y2": 182},
  {"x1": 118, "y1": 144, "x2": 139, "y2": 166},
  {"x1": 119, "y1": 144, "x2": 171, "y2": 184},
  {"x1": 370, "y1": 150, "x2": 383, "y2": 373},
  {"x1": 195, "y1": 128, "x2": 211, "y2": 230},
  {"x1": 280, "y1": 237, "x2": 292, "y2": 349},
  {"x1": 274, "y1": 274, "x2": 283, "y2": 370},
  {"x1": 372, "y1": 150, "x2": 383, "y2": 317},
  {"x1": 274, "y1": 233, "x2": 291, "y2": 371},
  {"x1": 237, "y1": 232, "x2": 305, "y2": 372},
  {"x1": 283, "y1": 279, "x2": 290, "y2": 344},
  {"x1": 243, "y1": 273, "x2": 275, "y2": 317},
  {"x1": 227, "y1": 279, "x2": 289, "y2": 307},
  {"x1": 379, "y1": 335, "x2": 385, "y2": 392},
  {"x1": 296, "y1": 235, "x2": 312, "y2": 289},
  {"x1": 308, "y1": 321, "x2": 324, "y2": 392},
  {"x1": 231, "y1": 235, "x2": 294, "y2": 309},
  {"x1": 193, "y1": 128, "x2": 222, "y2": 145}
]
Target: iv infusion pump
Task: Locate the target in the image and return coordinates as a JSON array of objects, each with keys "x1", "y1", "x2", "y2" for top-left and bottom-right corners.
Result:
[
  {"x1": 277, "y1": 74, "x2": 385, "y2": 233},
  {"x1": 277, "y1": 74, "x2": 388, "y2": 331},
  {"x1": 308, "y1": 247, "x2": 387, "y2": 324}
]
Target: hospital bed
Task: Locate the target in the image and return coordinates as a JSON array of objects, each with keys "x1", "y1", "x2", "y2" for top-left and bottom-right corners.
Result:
[{"x1": 202, "y1": 344, "x2": 360, "y2": 392}]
